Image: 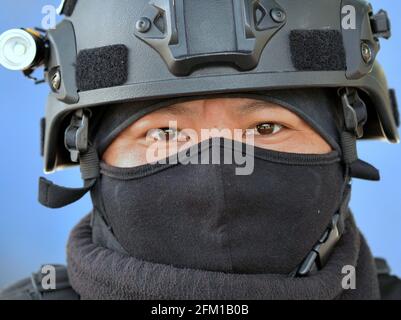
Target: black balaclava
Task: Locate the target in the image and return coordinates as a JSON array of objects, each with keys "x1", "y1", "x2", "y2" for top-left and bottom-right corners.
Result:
[{"x1": 89, "y1": 88, "x2": 348, "y2": 275}]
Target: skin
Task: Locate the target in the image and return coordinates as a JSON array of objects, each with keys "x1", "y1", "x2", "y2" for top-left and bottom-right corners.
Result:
[{"x1": 103, "y1": 98, "x2": 332, "y2": 167}]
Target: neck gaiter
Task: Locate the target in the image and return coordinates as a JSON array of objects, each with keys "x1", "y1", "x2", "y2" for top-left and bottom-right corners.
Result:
[
  {"x1": 92, "y1": 139, "x2": 346, "y2": 274},
  {"x1": 66, "y1": 210, "x2": 381, "y2": 300}
]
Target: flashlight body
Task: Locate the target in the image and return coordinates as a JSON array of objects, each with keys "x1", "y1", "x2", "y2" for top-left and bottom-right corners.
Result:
[{"x1": 0, "y1": 28, "x2": 47, "y2": 71}]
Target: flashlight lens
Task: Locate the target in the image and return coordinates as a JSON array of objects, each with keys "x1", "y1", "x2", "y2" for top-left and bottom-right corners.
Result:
[{"x1": 0, "y1": 29, "x2": 37, "y2": 71}]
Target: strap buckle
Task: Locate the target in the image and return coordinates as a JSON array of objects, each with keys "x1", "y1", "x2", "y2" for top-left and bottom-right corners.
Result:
[
  {"x1": 64, "y1": 109, "x2": 90, "y2": 162},
  {"x1": 339, "y1": 88, "x2": 367, "y2": 138},
  {"x1": 296, "y1": 213, "x2": 342, "y2": 277}
]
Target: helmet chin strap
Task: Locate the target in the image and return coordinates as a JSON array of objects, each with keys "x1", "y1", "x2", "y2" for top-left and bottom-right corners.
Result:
[
  {"x1": 38, "y1": 110, "x2": 100, "y2": 209},
  {"x1": 338, "y1": 88, "x2": 380, "y2": 181},
  {"x1": 294, "y1": 183, "x2": 351, "y2": 277},
  {"x1": 294, "y1": 88, "x2": 381, "y2": 277}
]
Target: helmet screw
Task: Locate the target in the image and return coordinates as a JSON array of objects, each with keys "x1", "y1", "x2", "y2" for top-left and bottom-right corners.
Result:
[
  {"x1": 51, "y1": 70, "x2": 61, "y2": 91},
  {"x1": 361, "y1": 42, "x2": 373, "y2": 64},
  {"x1": 270, "y1": 8, "x2": 286, "y2": 23},
  {"x1": 136, "y1": 17, "x2": 151, "y2": 33}
]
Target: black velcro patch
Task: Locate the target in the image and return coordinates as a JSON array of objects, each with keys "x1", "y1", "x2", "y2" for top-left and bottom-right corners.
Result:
[
  {"x1": 62, "y1": 0, "x2": 78, "y2": 17},
  {"x1": 76, "y1": 45, "x2": 129, "y2": 91},
  {"x1": 290, "y1": 30, "x2": 347, "y2": 71}
]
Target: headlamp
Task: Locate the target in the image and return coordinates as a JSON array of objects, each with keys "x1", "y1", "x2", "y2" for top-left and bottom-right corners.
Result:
[{"x1": 0, "y1": 28, "x2": 46, "y2": 71}]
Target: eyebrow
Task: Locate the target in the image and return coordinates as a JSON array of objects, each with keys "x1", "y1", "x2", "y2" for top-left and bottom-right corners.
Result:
[
  {"x1": 237, "y1": 101, "x2": 276, "y2": 115},
  {"x1": 152, "y1": 100, "x2": 275, "y2": 116},
  {"x1": 151, "y1": 103, "x2": 199, "y2": 116}
]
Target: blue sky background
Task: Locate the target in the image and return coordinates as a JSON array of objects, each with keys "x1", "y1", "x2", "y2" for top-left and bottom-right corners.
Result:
[{"x1": 0, "y1": 0, "x2": 400, "y2": 288}]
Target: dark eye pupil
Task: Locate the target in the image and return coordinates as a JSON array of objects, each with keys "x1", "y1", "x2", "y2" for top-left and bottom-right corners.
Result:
[{"x1": 257, "y1": 124, "x2": 274, "y2": 135}]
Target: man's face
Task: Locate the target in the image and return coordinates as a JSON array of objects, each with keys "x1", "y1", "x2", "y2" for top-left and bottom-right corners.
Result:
[{"x1": 103, "y1": 98, "x2": 332, "y2": 167}]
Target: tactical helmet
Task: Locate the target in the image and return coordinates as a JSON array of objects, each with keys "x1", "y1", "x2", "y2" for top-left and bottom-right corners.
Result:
[{"x1": 0, "y1": 0, "x2": 399, "y2": 175}]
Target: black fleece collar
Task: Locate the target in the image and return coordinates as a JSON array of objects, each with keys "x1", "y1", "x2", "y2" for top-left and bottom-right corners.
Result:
[{"x1": 66, "y1": 214, "x2": 380, "y2": 300}]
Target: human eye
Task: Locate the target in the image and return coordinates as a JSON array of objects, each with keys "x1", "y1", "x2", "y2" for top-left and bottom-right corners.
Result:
[
  {"x1": 147, "y1": 128, "x2": 178, "y2": 142},
  {"x1": 147, "y1": 127, "x2": 191, "y2": 142},
  {"x1": 245, "y1": 123, "x2": 284, "y2": 137}
]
